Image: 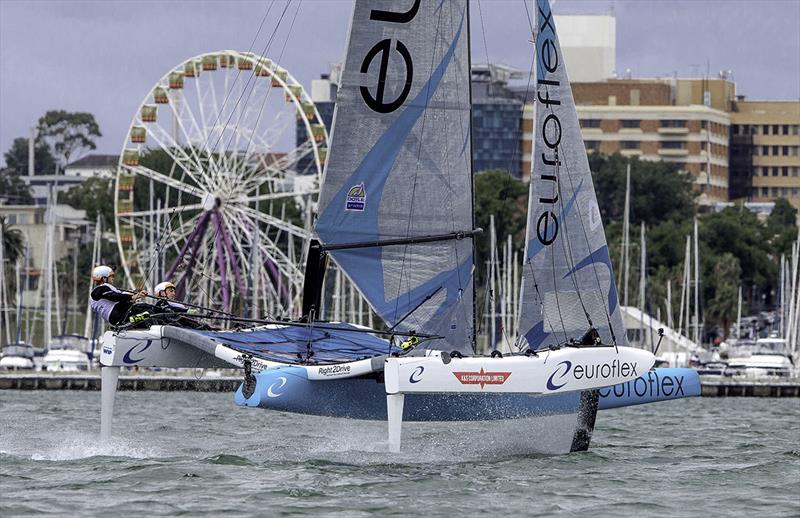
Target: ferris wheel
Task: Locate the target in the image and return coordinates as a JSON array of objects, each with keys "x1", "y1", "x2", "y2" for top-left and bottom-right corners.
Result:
[{"x1": 115, "y1": 50, "x2": 328, "y2": 319}]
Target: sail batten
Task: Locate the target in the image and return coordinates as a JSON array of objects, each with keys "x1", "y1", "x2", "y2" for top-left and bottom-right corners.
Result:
[
  {"x1": 518, "y1": 0, "x2": 625, "y2": 350},
  {"x1": 315, "y1": 0, "x2": 474, "y2": 351}
]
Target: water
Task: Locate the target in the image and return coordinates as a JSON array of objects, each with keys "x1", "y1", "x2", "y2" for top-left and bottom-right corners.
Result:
[{"x1": 1, "y1": 391, "x2": 798, "y2": 517}]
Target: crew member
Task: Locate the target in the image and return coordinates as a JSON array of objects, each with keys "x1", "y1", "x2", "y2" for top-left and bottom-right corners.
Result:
[
  {"x1": 89, "y1": 265, "x2": 152, "y2": 326},
  {"x1": 153, "y1": 281, "x2": 189, "y2": 313}
]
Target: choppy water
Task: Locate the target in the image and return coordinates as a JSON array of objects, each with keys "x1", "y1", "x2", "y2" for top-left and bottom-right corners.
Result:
[{"x1": 1, "y1": 391, "x2": 798, "y2": 517}]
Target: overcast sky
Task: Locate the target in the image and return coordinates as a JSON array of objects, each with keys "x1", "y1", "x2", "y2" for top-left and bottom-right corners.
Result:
[{"x1": 1, "y1": 0, "x2": 798, "y2": 166}]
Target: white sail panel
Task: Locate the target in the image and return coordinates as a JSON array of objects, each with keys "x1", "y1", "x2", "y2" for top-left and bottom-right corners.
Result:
[
  {"x1": 315, "y1": 0, "x2": 474, "y2": 351},
  {"x1": 518, "y1": 0, "x2": 625, "y2": 349}
]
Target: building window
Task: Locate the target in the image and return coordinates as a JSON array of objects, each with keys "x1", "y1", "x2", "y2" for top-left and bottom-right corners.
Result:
[
  {"x1": 782, "y1": 188, "x2": 789, "y2": 197},
  {"x1": 773, "y1": 167, "x2": 779, "y2": 176},
  {"x1": 773, "y1": 124, "x2": 780, "y2": 135},
  {"x1": 783, "y1": 125, "x2": 790, "y2": 135},
  {"x1": 622, "y1": 141, "x2": 639, "y2": 149},
  {"x1": 762, "y1": 145, "x2": 769, "y2": 155},
  {"x1": 783, "y1": 146, "x2": 790, "y2": 156},
  {"x1": 783, "y1": 167, "x2": 789, "y2": 176},
  {"x1": 762, "y1": 187, "x2": 769, "y2": 196},
  {"x1": 621, "y1": 119, "x2": 640, "y2": 129},
  {"x1": 580, "y1": 119, "x2": 601, "y2": 128},
  {"x1": 792, "y1": 188, "x2": 798, "y2": 197},
  {"x1": 792, "y1": 125, "x2": 799, "y2": 135},
  {"x1": 661, "y1": 120, "x2": 686, "y2": 128},
  {"x1": 792, "y1": 167, "x2": 799, "y2": 177},
  {"x1": 585, "y1": 140, "x2": 600, "y2": 151},
  {"x1": 661, "y1": 141, "x2": 685, "y2": 149},
  {"x1": 790, "y1": 146, "x2": 799, "y2": 156}
]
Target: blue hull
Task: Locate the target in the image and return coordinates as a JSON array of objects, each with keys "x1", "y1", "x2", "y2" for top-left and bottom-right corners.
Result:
[{"x1": 234, "y1": 367, "x2": 700, "y2": 421}]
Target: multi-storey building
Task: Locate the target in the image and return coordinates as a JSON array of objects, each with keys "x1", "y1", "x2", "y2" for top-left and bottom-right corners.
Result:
[
  {"x1": 730, "y1": 100, "x2": 800, "y2": 209},
  {"x1": 521, "y1": 78, "x2": 735, "y2": 204}
]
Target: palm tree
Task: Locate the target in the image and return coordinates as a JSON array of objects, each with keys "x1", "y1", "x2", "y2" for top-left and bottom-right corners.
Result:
[{"x1": 1, "y1": 216, "x2": 26, "y2": 295}]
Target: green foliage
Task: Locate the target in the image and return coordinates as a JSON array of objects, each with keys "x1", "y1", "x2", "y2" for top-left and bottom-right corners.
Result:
[
  {"x1": 3, "y1": 137, "x2": 57, "y2": 176},
  {"x1": 37, "y1": 110, "x2": 102, "y2": 165},
  {"x1": 0, "y1": 169, "x2": 34, "y2": 204},
  {"x1": 58, "y1": 177, "x2": 115, "y2": 230},
  {"x1": 473, "y1": 170, "x2": 528, "y2": 283},
  {"x1": 589, "y1": 152, "x2": 696, "y2": 226},
  {"x1": 767, "y1": 198, "x2": 798, "y2": 230},
  {"x1": 700, "y1": 207, "x2": 775, "y2": 293},
  {"x1": 705, "y1": 253, "x2": 742, "y2": 337},
  {"x1": 1, "y1": 216, "x2": 25, "y2": 296}
]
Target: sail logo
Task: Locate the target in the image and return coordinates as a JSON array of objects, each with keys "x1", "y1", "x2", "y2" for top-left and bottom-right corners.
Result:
[
  {"x1": 453, "y1": 368, "x2": 512, "y2": 389},
  {"x1": 546, "y1": 359, "x2": 639, "y2": 391},
  {"x1": 534, "y1": 1, "x2": 563, "y2": 247},
  {"x1": 345, "y1": 183, "x2": 366, "y2": 211},
  {"x1": 359, "y1": 1, "x2": 419, "y2": 113}
]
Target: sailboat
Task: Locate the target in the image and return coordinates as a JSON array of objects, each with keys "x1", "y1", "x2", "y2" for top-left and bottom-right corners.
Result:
[{"x1": 99, "y1": 0, "x2": 699, "y2": 453}]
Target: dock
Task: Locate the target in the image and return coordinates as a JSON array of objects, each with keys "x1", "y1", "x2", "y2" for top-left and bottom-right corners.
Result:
[
  {"x1": 1, "y1": 372, "x2": 799, "y2": 396},
  {"x1": 0, "y1": 372, "x2": 241, "y2": 392}
]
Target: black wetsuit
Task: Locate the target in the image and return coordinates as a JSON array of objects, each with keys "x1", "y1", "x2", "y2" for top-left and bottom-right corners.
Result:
[{"x1": 90, "y1": 285, "x2": 156, "y2": 326}]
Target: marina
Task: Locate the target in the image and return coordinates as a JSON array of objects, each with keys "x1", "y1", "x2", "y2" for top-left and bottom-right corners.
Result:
[
  {"x1": 1, "y1": 0, "x2": 799, "y2": 515},
  {"x1": 2, "y1": 371, "x2": 799, "y2": 397}
]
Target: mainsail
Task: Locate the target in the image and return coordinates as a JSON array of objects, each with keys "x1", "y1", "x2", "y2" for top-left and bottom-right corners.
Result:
[
  {"x1": 315, "y1": 0, "x2": 474, "y2": 352},
  {"x1": 518, "y1": 0, "x2": 626, "y2": 349}
]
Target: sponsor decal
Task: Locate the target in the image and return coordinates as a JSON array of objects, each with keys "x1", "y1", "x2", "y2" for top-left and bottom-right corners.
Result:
[
  {"x1": 599, "y1": 371, "x2": 685, "y2": 399},
  {"x1": 102, "y1": 346, "x2": 113, "y2": 355},
  {"x1": 546, "y1": 358, "x2": 639, "y2": 391},
  {"x1": 267, "y1": 376, "x2": 287, "y2": 398},
  {"x1": 534, "y1": 2, "x2": 563, "y2": 247},
  {"x1": 546, "y1": 360, "x2": 571, "y2": 390},
  {"x1": 409, "y1": 366, "x2": 424, "y2": 383},
  {"x1": 122, "y1": 339, "x2": 153, "y2": 364},
  {"x1": 452, "y1": 367, "x2": 511, "y2": 389},
  {"x1": 318, "y1": 364, "x2": 351, "y2": 377},
  {"x1": 345, "y1": 183, "x2": 366, "y2": 212}
]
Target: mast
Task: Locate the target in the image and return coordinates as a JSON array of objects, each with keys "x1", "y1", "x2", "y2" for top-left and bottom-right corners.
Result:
[
  {"x1": 638, "y1": 222, "x2": 646, "y2": 348},
  {"x1": 693, "y1": 217, "x2": 700, "y2": 345},
  {"x1": 466, "y1": 0, "x2": 477, "y2": 352},
  {"x1": 489, "y1": 214, "x2": 497, "y2": 351},
  {"x1": 0, "y1": 223, "x2": 8, "y2": 345}
]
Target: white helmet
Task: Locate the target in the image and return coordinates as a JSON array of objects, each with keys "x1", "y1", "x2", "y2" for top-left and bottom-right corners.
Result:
[
  {"x1": 91, "y1": 265, "x2": 114, "y2": 282},
  {"x1": 154, "y1": 281, "x2": 176, "y2": 297}
]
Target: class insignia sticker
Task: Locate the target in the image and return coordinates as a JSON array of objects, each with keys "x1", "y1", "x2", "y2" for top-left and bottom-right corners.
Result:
[{"x1": 345, "y1": 183, "x2": 366, "y2": 211}]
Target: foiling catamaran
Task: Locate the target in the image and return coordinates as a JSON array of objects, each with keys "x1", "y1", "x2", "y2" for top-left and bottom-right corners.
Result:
[{"x1": 100, "y1": 0, "x2": 700, "y2": 454}]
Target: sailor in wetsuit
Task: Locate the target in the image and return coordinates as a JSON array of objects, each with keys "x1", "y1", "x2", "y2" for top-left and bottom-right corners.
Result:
[
  {"x1": 152, "y1": 280, "x2": 212, "y2": 330},
  {"x1": 89, "y1": 265, "x2": 153, "y2": 326},
  {"x1": 153, "y1": 281, "x2": 188, "y2": 313}
]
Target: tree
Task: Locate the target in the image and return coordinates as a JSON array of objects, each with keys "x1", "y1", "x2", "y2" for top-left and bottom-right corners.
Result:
[
  {"x1": 58, "y1": 176, "x2": 115, "y2": 230},
  {"x1": 37, "y1": 110, "x2": 102, "y2": 166},
  {"x1": 3, "y1": 137, "x2": 57, "y2": 176},
  {"x1": 767, "y1": 197, "x2": 798, "y2": 230},
  {"x1": 0, "y1": 169, "x2": 34, "y2": 204},
  {"x1": 589, "y1": 152, "x2": 696, "y2": 226},
  {"x1": 473, "y1": 170, "x2": 528, "y2": 284},
  {"x1": 1, "y1": 216, "x2": 25, "y2": 296},
  {"x1": 705, "y1": 253, "x2": 741, "y2": 339}
]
